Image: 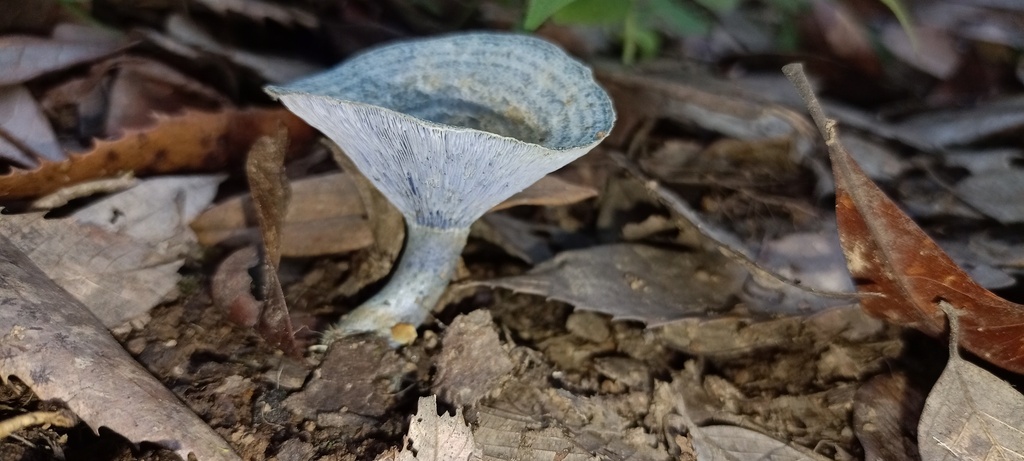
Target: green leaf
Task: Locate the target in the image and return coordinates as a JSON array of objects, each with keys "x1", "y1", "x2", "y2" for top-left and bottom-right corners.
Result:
[
  {"x1": 523, "y1": 0, "x2": 581, "y2": 30},
  {"x1": 551, "y1": 0, "x2": 631, "y2": 26},
  {"x1": 644, "y1": 0, "x2": 710, "y2": 36},
  {"x1": 878, "y1": 0, "x2": 917, "y2": 50}
]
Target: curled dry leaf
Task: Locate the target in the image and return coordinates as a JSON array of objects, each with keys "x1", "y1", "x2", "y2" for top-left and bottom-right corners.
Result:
[
  {"x1": 853, "y1": 373, "x2": 924, "y2": 461},
  {"x1": 0, "y1": 108, "x2": 315, "y2": 199},
  {"x1": 0, "y1": 236, "x2": 241, "y2": 461},
  {"x1": 918, "y1": 304, "x2": 1024, "y2": 460},
  {"x1": 482, "y1": 244, "x2": 746, "y2": 325},
  {"x1": 784, "y1": 63, "x2": 1024, "y2": 374},
  {"x1": 246, "y1": 127, "x2": 299, "y2": 355}
]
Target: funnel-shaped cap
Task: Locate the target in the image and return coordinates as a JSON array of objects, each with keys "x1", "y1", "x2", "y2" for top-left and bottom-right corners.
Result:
[{"x1": 266, "y1": 32, "x2": 615, "y2": 229}]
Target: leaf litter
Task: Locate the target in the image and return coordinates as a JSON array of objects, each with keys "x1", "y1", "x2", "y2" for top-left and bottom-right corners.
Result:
[{"x1": 9, "y1": 3, "x2": 1024, "y2": 460}]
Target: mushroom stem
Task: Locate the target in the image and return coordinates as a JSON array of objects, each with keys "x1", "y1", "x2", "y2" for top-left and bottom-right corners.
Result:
[{"x1": 322, "y1": 222, "x2": 469, "y2": 344}]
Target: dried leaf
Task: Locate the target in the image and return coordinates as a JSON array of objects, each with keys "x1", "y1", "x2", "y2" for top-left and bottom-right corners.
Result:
[
  {"x1": 471, "y1": 213, "x2": 553, "y2": 264},
  {"x1": 246, "y1": 128, "x2": 298, "y2": 355},
  {"x1": 918, "y1": 305, "x2": 1024, "y2": 460},
  {"x1": 0, "y1": 33, "x2": 127, "y2": 86},
  {"x1": 785, "y1": 63, "x2": 1024, "y2": 374},
  {"x1": 432, "y1": 311, "x2": 513, "y2": 408},
  {"x1": 490, "y1": 174, "x2": 597, "y2": 211},
  {"x1": 690, "y1": 425, "x2": 827, "y2": 461},
  {"x1": 473, "y1": 406, "x2": 594, "y2": 461},
  {"x1": 0, "y1": 236, "x2": 241, "y2": 461},
  {"x1": 895, "y1": 95, "x2": 1024, "y2": 149},
  {"x1": 0, "y1": 108, "x2": 315, "y2": 199},
  {"x1": 954, "y1": 169, "x2": 1024, "y2": 224},
  {"x1": 191, "y1": 173, "x2": 373, "y2": 256},
  {"x1": 1, "y1": 175, "x2": 220, "y2": 327},
  {"x1": 376, "y1": 396, "x2": 481, "y2": 461},
  {"x1": 0, "y1": 84, "x2": 62, "y2": 166},
  {"x1": 211, "y1": 246, "x2": 262, "y2": 327},
  {"x1": 853, "y1": 373, "x2": 924, "y2": 461},
  {"x1": 482, "y1": 244, "x2": 745, "y2": 325}
]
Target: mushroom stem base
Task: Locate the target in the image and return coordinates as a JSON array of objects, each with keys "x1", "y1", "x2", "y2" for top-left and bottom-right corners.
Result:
[{"x1": 322, "y1": 223, "x2": 469, "y2": 346}]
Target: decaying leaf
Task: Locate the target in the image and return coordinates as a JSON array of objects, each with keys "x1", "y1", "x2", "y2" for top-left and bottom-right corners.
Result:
[
  {"x1": 0, "y1": 84, "x2": 62, "y2": 166},
  {"x1": 853, "y1": 373, "x2": 924, "y2": 461},
  {"x1": 482, "y1": 244, "x2": 746, "y2": 325},
  {"x1": 918, "y1": 304, "x2": 1024, "y2": 460},
  {"x1": 472, "y1": 213, "x2": 553, "y2": 264},
  {"x1": 432, "y1": 310, "x2": 513, "y2": 408},
  {"x1": 246, "y1": 128, "x2": 299, "y2": 355},
  {"x1": 0, "y1": 236, "x2": 241, "y2": 461},
  {"x1": 376, "y1": 396, "x2": 481, "y2": 461},
  {"x1": 784, "y1": 63, "x2": 1024, "y2": 374},
  {"x1": 0, "y1": 108, "x2": 315, "y2": 199},
  {"x1": 0, "y1": 175, "x2": 221, "y2": 327}
]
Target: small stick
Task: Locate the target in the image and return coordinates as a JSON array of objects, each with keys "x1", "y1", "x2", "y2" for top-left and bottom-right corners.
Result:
[{"x1": 0, "y1": 409, "x2": 77, "y2": 439}]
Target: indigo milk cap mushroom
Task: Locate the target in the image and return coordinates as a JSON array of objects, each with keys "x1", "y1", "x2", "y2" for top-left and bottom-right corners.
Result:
[{"x1": 265, "y1": 32, "x2": 615, "y2": 345}]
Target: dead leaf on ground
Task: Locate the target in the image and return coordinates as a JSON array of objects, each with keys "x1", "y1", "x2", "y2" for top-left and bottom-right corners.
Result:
[
  {"x1": 432, "y1": 310, "x2": 513, "y2": 408},
  {"x1": 246, "y1": 128, "x2": 299, "y2": 355},
  {"x1": 0, "y1": 28, "x2": 129, "y2": 86},
  {"x1": 918, "y1": 304, "x2": 1024, "y2": 460},
  {"x1": 192, "y1": 172, "x2": 372, "y2": 256},
  {"x1": 490, "y1": 174, "x2": 598, "y2": 211},
  {"x1": 689, "y1": 425, "x2": 828, "y2": 461},
  {"x1": 0, "y1": 236, "x2": 241, "y2": 461},
  {"x1": 894, "y1": 95, "x2": 1024, "y2": 149},
  {"x1": 375, "y1": 395, "x2": 481, "y2": 461},
  {"x1": 853, "y1": 373, "x2": 924, "y2": 461},
  {"x1": 481, "y1": 244, "x2": 746, "y2": 325},
  {"x1": 0, "y1": 108, "x2": 315, "y2": 199},
  {"x1": 471, "y1": 213, "x2": 553, "y2": 264},
  {"x1": 954, "y1": 169, "x2": 1024, "y2": 224},
  {"x1": 1, "y1": 175, "x2": 220, "y2": 327},
  {"x1": 0, "y1": 84, "x2": 62, "y2": 166},
  {"x1": 785, "y1": 63, "x2": 1024, "y2": 374}
]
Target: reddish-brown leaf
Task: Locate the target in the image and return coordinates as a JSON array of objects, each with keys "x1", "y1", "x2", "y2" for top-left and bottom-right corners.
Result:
[
  {"x1": 783, "y1": 64, "x2": 1024, "y2": 373},
  {"x1": 0, "y1": 108, "x2": 315, "y2": 199}
]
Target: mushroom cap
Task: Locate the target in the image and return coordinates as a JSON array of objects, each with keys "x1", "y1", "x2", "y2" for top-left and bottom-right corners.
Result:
[{"x1": 266, "y1": 32, "x2": 615, "y2": 229}]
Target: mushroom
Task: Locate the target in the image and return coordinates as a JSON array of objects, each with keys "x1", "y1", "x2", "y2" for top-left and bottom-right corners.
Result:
[{"x1": 265, "y1": 32, "x2": 615, "y2": 345}]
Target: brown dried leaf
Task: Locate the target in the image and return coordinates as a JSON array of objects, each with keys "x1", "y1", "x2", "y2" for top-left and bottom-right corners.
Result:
[
  {"x1": 690, "y1": 425, "x2": 827, "y2": 461},
  {"x1": 784, "y1": 63, "x2": 1024, "y2": 373},
  {"x1": 0, "y1": 84, "x2": 62, "y2": 166},
  {"x1": 490, "y1": 175, "x2": 597, "y2": 211},
  {"x1": 918, "y1": 306, "x2": 1024, "y2": 460},
  {"x1": 853, "y1": 373, "x2": 924, "y2": 461},
  {"x1": 432, "y1": 310, "x2": 513, "y2": 408},
  {"x1": 482, "y1": 244, "x2": 746, "y2": 325},
  {"x1": 191, "y1": 173, "x2": 373, "y2": 256},
  {"x1": 246, "y1": 128, "x2": 298, "y2": 355},
  {"x1": 0, "y1": 108, "x2": 315, "y2": 199},
  {"x1": 376, "y1": 396, "x2": 481, "y2": 461},
  {"x1": 0, "y1": 237, "x2": 241, "y2": 461},
  {"x1": 0, "y1": 33, "x2": 127, "y2": 86}
]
